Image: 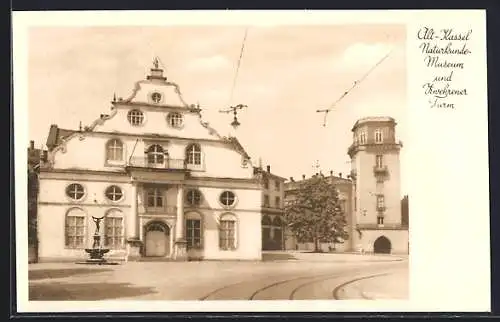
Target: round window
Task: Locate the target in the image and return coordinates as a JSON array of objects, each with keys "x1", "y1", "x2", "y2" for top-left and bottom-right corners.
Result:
[
  {"x1": 167, "y1": 112, "x2": 184, "y2": 128},
  {"x1": 151, "y1": 92, "x2": 162, "y2": 104},
  {"x1": 127, "y1": 109, "x2": 144, "y2": 126},
  {"x1": 186, "y1": 189, "x2": 202, "y2": 206},
  {"x1": 66, "y1": 183, "x2": 85, "y2": 200},
  {"x1": 219, "y1": 191, "x2": 236, "y2": 207},
  {"x1": 105, "y1": 185, "x2": 123, "y2": 201}
]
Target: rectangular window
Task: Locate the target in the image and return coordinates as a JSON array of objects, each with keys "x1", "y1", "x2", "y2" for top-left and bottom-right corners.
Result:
[
  {"x1": 147, "y1": 188, "x2": 164, "y2": 208},
  {"x1": 275, "y1": 181, "x2": 280, "y2": 191},
  {"x1": 263, "y1": 179, "x2": 269, "y2": 190},
  {"x1": 377, "y1": 216, "x2": 384, "y2": 225},
  {"x1": 264, "y1": 194, "x2": 270, "y2": 207},
  {"x1": 375, "y1": 129, "x2": 383, "y2": 143},
  {"x1": 376, "y1": 155, "x2": 384, "y2": 168},
  {"x1": 377, "y1": 195, "x2": 385, "y2": 209},
  {"x1": 359, "y1": 132, "x2": 367, "y2": 144},
  {"x1": 275, "y1": 196, "x2": 281, "y2": 208},
  {"x1": 105, "y1": 217, "x2": 124, "y2": 249},
  {"x1": 186, "y1": 219, "x2": 201, "y2": 249},
  {"x1": 219, "y1": 220, "x2": 236, "y2": 250},
  {"x1": 65, "y1": 216, "x2": 85, "y2": 248}
]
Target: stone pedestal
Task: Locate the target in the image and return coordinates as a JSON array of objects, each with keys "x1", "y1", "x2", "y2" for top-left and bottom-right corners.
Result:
[
  {"x1": 127, "y1": 238, "x2": 143, "y2": 261},
  {"x1": 174, "y1": 239, "x2": 188, "y2": 261}
]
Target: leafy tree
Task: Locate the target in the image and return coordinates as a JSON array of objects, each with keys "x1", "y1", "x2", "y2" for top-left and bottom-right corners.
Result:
[{"x1": 284, "y1": 174, "x2": 348, "y2": 252}]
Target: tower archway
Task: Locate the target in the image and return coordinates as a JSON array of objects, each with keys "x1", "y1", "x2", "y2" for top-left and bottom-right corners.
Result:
[{"x1": 373, "y1": 236, "x2": 391, "y2": 254}]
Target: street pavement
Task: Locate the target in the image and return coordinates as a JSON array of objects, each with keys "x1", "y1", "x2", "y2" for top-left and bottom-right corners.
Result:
[{"x1": 28, "y1": 252, "x2": 408, "y2": 301}]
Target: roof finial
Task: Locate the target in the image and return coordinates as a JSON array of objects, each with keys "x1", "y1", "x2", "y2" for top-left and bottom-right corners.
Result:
[
  {"x1": 79, "y1": 121, "x2": 83, "y2": 131},
  {"x1": 113, "y1": 93, "x2": 116, "y2": 102},
  {"x1": 153, "y1": 57, "x2": 159, "y2": 69}
]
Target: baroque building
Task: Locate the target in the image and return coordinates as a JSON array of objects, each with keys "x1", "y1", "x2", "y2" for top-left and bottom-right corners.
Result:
[{"x1": 36, "y1": 62, "x2": 263, "y2": 262}]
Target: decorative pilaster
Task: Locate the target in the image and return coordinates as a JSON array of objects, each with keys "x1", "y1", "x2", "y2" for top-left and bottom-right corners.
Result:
[
  {"x1": 174, "y1": 184, "x2": 187, "y2": 261},
  {"x1": 127, "y1": 181, "x2": 141, "y2": 260}
]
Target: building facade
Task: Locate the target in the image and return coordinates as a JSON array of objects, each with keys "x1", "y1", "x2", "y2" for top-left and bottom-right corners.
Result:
[
  {"x1": 254, "y1": 165, "x2": 286, "y2": 250},
  {"x1": 36, "y1": 63, "x2": 263, "y2": 262},
  {"x1": 348, "y1": 116, "x2": 408, "y2": 254}
]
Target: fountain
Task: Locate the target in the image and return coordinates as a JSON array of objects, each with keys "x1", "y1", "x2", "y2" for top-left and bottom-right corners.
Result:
[{"x1": 77, "y1": 215, "x2": 118, "y2": 265}]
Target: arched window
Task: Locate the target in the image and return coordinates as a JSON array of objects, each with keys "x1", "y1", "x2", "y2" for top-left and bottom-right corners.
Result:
[
  {"x1": 186, "y1": 212, "x2": 202, "y2": 249},
  {"x1": 261, "y1": 215, "x2": 272, "y2": 225},
  {"x1": 105, "y1": 185, "x2": 123, "y2": 202},
  {"x1": 272, "y1": 216, "x2": 283, "y2": 227},
  {"x1": 186, "y1": 144, "x2": 202, "y2": 165},
  {"x1": 106, "y1": 139, "x2": 124, "y2": 162},
  {"x1": 65, "y1": 208, "x2": 86, "y2": 249},
  {"x1": 186, "y1": 189, "x2": 202, "y2": 206},
  {"x1": 104, "y1": 209, "x2": 124, "y2": 249},
  {"x1": 147, "y1": 144, "x2": 164, "y2": 165},
  {"x1": 127, "y1": 109, "x2": 144, "y2": 126},
  {"x1": 66, "y1": 183, "x2": 85, "y2": 201},
  {"x1": 167, "y1": 112, "x2": 184, "y2": 128},
  {"x1": 219, "y1": 213, "x2": 237, "y2": 250},
  {"x1": 219, "y1": 191, "x2": 236, "y2": 207}
]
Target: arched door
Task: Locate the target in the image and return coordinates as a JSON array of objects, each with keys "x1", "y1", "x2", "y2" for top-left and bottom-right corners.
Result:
[
  {"x1": 145, "y1": 222, "x2": 170, "y2": 257},
  {"x1": 373, "y1": 236, "x2": 392, "y2": 254}
]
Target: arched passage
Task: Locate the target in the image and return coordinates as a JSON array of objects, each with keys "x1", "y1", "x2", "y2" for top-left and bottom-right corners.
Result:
[
  {"x1": 144, "y1": 221, "x2": 170, "y2": 257},
  {"x1": 373, "y1": 236, "x2": 392, "y2": 254}
]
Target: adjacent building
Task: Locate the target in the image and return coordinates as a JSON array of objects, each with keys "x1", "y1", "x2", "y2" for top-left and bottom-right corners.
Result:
[
  {"x1": 283, "y1": 172, "x2": 353, "y2": 252},
  {"x1": 36, "y1": 62, "x2": 264, "y2": 262},
  {"x1": 254, "y1": 165, "x2": 286, "y2": 250}
]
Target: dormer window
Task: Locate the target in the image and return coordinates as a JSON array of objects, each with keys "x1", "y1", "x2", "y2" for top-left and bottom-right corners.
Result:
[
  {"x1": 127, "y1": 109, "x2": 144, "y2": 126},
  {"x1": 151, "y1": 92, "x2": 163, "y2": 104},
  {"x1": 147, "y1": 144, "x2": 165, "y2": 165},
  {"x1": 375, "y1": 129, "x2": 383, "y2": 143},
  {"x1": 167, "y1": 112, "x2": 184, "y2": 128}
]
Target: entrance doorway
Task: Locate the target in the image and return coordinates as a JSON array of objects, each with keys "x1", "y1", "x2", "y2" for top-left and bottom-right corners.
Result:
[
  {"x1": 373, "y1": 236, "x2": 391, "y2": 254},
  {"x1": 145, "y1": 221, "x2": 170, "y2": 257}
]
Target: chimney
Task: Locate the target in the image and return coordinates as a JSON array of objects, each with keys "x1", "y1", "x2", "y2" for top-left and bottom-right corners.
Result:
[
  {"x1": 29, "y1": 140, "x2": 34, "y2": 150},
  {"x1": 302, "y1": 174, "x2": 306, "y2": 180},
  {"x1": 339, "y1": 172, "x2": 342, "y2": 178},
  {"x1": 266, "y1": 165, "x2": 271, "y2": 173},
  {"x1": 330, "y1": 170, "x2": 333, "y2": 176},
  {"x1": 289, "y1": 177, "x2": 294, "y2": 182}
]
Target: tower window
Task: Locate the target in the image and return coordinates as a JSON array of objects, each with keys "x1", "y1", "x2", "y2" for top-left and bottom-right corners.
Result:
[
  {"x1": 375, "y1": 129, "x2": 383, "y2": 143},
  {"x1": 377, "y1": 195, "x2": 385, "y2": 211},
  {"x1": 377, "y1": 216, "x2": 384, "y2": 225},
  {"x1": 376, "y1": 155, "x2": 384, "y2": 168},
  {"x1": 359, "y1": 131, "x2": 367, "y2": 144}
]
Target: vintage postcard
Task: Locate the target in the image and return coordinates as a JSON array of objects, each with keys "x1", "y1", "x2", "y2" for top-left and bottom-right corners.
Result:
[{"x1": 12, "y1": 10, "x2": 490, "y2": 313}]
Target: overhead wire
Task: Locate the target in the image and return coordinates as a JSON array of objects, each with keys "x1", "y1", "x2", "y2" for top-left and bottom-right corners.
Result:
[{"x1": 317, "y1": 36, "x2": 396, "y2": 127}]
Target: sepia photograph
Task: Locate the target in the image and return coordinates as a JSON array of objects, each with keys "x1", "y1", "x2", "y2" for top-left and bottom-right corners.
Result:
[
  {"x1": 25, "y1": 23, "x2": 409, "y2": 302},
  {"x1": 13, "y1": 10, "x2": 490, "y2": 313}
]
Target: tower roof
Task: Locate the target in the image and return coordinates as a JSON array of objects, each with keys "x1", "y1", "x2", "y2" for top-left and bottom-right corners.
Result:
[{"x1": 351, "y1": 116, "x2": 396, "y2": 132}]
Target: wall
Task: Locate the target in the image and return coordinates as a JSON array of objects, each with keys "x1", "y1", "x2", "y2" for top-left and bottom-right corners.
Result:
[{"x1": 355, "y1": 229, "x2": 409, "y2": 254}]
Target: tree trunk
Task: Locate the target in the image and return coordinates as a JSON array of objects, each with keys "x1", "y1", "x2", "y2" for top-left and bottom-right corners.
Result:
[{"x1": 314, "y1": 236, "x2": 320, "y2": 252}]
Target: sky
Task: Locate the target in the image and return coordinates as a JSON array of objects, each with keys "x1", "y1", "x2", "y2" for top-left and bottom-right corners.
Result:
[{"x1": 28, "y1": 25, "x2": 407, "y2": 195}]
